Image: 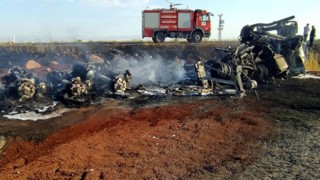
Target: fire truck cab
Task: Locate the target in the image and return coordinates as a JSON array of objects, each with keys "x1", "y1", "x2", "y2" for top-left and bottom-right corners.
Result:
[{"x1": 142, "y1": 7, "x2": 213, "y2": 43}]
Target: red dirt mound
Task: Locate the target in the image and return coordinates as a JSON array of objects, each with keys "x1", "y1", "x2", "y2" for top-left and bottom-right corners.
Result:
[
  {"x1": 25, "y1": 60, "x2": 41, "y2": 70},
  {"x1": 0, "y1": 98, "x2": 273, "y2": 179}
]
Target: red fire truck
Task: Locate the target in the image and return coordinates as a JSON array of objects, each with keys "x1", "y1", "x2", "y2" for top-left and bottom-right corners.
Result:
[{"x1": 142, "y1": 5, "x2": 213, "y2": 43}]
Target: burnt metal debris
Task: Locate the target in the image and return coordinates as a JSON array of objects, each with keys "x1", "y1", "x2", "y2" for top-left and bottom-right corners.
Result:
[
  {"x1": 207, "y1": 16, "x2": 307, "y2": 96},
  {"x1": 0, "y1": 16, "x2": 309, "y2": 112},
  {"x1": 1, "y1": 66, "x2": 42, "y2": 102}
]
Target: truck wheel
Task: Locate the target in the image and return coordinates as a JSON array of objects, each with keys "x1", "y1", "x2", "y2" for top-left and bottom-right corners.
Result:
[
  {"x1": 152, "y1": 37, "x2": 157, "y2": 43},
  {"x1": 153, "y1": 32, "x2": 166, "y2": 43},
  {"x1": 191, "y1": 32, "x2": 203, "y2": 43}
]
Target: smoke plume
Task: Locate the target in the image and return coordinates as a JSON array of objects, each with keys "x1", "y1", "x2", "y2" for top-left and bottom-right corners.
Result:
[{"x1": 129, "y1": 56, "x2": 186, "y2": 86}]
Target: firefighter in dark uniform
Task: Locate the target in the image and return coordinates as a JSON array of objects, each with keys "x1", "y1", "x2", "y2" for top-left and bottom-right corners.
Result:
[{"x1": 309, "y1": 25, "x2": 316, "y2": 48}]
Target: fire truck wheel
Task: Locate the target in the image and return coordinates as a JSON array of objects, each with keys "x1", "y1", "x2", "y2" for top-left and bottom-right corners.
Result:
[
  {"x1": 152, "y1": 37, "x2": 157, "y2": 43},
  {"x1": 191, "y1": 32, "x2": 203, "y2": 43},
  {"x1": 154, "y1": 32, "x2": 166, "y2": 43}
]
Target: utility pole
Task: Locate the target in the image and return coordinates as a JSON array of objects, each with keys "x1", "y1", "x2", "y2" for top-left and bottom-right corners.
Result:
[{"x1": 217, "y1": 14, "x2": 224, "y2": 41}]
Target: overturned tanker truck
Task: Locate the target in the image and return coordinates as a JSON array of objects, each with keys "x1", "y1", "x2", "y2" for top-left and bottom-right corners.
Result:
[{"x1": 207, "y1": 16, "x2": 306, "y2": 96}]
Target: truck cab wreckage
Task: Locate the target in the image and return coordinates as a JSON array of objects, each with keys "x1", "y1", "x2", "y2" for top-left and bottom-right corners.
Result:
[{"x1": 206, "y1": 16, "x2": 307, "y2": 96}]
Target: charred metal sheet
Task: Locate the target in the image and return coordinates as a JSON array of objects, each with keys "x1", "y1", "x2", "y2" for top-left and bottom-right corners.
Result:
[{"x1": 195, "y1": 61, "x2": 209, "y2": 88}]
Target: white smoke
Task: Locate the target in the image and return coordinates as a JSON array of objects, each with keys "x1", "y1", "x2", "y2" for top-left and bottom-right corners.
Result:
[{"x1": 129, "y1": 56, "x2": 187, "y2": 86}]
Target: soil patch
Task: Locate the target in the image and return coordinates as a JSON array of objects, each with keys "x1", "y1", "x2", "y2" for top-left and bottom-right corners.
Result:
[{"x1": 0, "y1": 97, "x2": 273, "y2": 179}]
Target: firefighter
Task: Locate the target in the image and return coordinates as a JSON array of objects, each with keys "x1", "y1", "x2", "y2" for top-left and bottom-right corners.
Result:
[
  {"x1": 309, "y1": 25, "x2": 316, "y2": 48},
  {"x1": 303, "y1": 24, "x2": 310, "y2": 42}
]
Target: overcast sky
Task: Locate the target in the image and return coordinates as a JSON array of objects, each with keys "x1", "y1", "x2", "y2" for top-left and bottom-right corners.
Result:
[{"x1": 0, "y1": 0, "x2": 318, "y2": 42}]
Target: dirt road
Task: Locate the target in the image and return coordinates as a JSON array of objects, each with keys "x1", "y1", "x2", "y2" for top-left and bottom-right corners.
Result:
[{"x1": 238, "y1": 77, "x2": 320, "y2": 179}]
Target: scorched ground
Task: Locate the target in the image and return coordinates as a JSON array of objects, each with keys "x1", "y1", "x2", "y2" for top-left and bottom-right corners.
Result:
[{"x1": 0, "y1": 42, "x2": 319, "y2": 179}]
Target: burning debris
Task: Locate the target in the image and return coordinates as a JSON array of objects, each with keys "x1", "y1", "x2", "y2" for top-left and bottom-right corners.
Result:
[{"x1": 0, "y1": 16, "x2": 314, "y2": 114}]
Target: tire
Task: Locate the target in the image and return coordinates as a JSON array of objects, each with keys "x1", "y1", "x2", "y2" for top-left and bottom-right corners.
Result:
[
  {"x1": 153, "y1": 32, "x2": 166, "y2": 43},
  {"x1": 152, "y1": 37, "x2": 157, "y2": 43},
  {"x1": 254, "y1": 63, "x2": 270, "y2": 83},
  {"x1": 191, "y1": 31, "x2": 203, "y2": 43}
]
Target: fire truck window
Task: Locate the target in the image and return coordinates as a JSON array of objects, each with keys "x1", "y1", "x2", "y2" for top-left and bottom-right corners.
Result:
[{"x1": 200, "y1": 15, "x2": 209, "y2": 22}]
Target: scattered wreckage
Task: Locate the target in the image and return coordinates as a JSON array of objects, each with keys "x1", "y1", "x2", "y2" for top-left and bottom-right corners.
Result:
[
  {"x1": 0, "y1": 58, "x2": 234, "y2": 112},
  {"x1": 1, "y1": 66, "x2": 46, "y2": 102},
  {"x1": 206, "y1": 16, "x2": 307, "y2": 96},
  {"x1": 0, "y1": 16, "x2": 308, "y2": 113}
]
